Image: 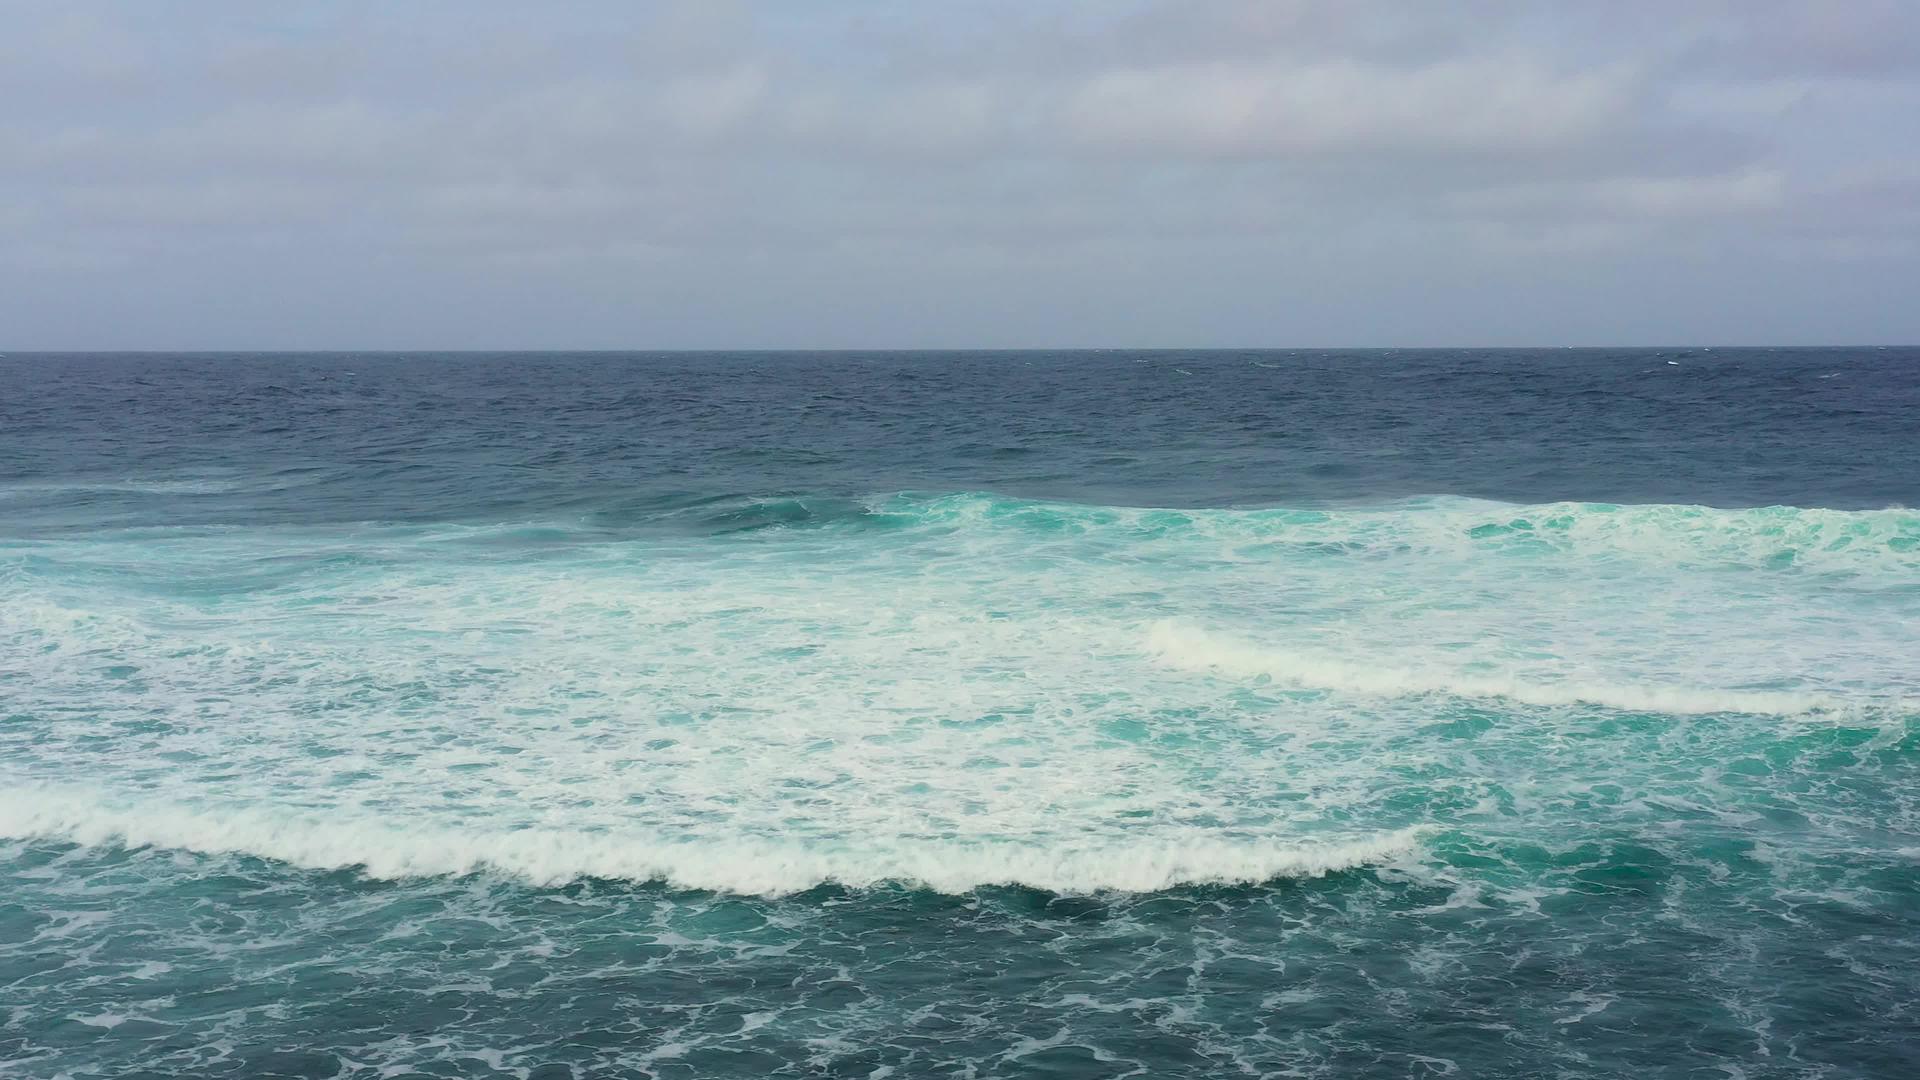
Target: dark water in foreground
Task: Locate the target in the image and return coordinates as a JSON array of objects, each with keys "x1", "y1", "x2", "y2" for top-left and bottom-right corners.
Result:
[{"x1": 2, "y1": 349, "x2": 1917, "y2": 1078}]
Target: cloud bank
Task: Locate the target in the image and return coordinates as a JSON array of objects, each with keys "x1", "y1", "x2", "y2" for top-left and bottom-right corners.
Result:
[{"x1": 1, "y1": 1, "x2": 1915, "y2": 347}]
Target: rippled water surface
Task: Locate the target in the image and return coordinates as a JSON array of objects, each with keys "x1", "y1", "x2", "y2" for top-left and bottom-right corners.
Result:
[{"x1": 2, "y1": 349, "x2": 1917, "y2": 1078}]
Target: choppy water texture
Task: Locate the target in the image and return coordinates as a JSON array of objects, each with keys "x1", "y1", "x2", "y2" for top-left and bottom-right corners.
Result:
[{"x1": 2, "y1": 349, "x2": 1918, "y2": 1079}]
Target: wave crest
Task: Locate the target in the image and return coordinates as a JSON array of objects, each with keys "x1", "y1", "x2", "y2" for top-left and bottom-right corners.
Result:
[{"x1": 0, "y1": 788, "x2": 1424, "y2": 896}]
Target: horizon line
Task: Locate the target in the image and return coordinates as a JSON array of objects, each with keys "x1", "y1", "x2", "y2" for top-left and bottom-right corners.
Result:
[{"x1": 2, "y1": 344, "x2": 1913, "y2": 355}]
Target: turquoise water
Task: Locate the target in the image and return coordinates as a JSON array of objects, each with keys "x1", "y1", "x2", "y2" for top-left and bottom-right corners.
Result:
[{"x1": 3, "y1": 351, "x2": 1918, "y2": 1077}]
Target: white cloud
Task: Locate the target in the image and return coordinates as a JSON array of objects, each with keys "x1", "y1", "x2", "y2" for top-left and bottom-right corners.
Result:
[
  {"x1": 657, "y1": 64, "x2": 770, "y2": 135},
  {"x1": 1457, "y1": 170, "x2": 1787, "y2": 221},
  {"x1": 1062, "y1": 58, "x2": 1634, "y2": 155}
]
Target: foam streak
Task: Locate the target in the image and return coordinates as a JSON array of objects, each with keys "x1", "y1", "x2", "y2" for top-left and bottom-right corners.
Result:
[{"x1": 1147, "y1": 622, "x2": 1857, "y2": 716}]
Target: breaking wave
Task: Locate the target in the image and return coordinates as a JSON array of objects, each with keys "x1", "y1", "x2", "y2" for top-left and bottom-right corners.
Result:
[
  {"x1": 684, "y1": 492, "x2": 1920, "y2": 574},
  {"x1": 0, "y1": 789, "x2": 1424, "y2": 896}
]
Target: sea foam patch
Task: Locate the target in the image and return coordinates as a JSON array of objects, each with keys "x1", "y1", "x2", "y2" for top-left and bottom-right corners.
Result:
[{"x1": 2, "y1": 494, "x2": 1914, "y2": 900}]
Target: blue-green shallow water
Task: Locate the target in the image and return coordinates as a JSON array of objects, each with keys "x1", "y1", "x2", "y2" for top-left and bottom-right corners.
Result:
[{"x1": 3, "y1": 349, "x2": 1918, "y2": 1078}]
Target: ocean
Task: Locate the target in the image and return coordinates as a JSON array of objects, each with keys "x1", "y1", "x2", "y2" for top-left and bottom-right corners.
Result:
[{"x1": 2, "y1": 348, "x2": 1916, "y2": 1078}]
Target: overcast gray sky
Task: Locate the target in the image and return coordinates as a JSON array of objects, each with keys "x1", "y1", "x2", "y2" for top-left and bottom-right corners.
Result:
[{"x1": 3, "y1": 1, "x2": 1916, "y2": 348}]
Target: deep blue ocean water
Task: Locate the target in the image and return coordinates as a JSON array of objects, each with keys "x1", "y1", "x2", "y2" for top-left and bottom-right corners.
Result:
[{"x1": 2, "y1": 348, "x2": 1917, "y2": 1078}]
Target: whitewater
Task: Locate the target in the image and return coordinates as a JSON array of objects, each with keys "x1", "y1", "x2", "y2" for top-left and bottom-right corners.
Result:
[
  {"x1": 4, "y1": 349, "x2": 1918, "y2": 1079},
  {"x1": 5, "y1": 493, "x2": 1913, "y2": 898}
]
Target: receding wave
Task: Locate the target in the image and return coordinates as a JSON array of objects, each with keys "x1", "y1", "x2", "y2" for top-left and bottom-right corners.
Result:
[
  {"x1": 1146, "y1": 622, "x2": 1870, "y2": 716},
  {"x1": 0, "y1": 789, "x2": 1424, "y2": 896}
]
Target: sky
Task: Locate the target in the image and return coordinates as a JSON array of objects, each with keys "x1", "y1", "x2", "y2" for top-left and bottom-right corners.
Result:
[{"x1": 2, "y1": 0, "x2": 1917, "y2": 349}]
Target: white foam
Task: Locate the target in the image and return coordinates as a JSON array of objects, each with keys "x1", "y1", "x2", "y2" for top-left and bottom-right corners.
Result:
[
  {"x1": 1146, "y1": 622, "x2": 1858, "y2": 717},
  {"x1": 4, "y1": 494, "x2": 1913, "y2": 902},
  {"x1": 884, "y1": 493, "x2": 1920, "y2": 576},
  {"x1": 0, "y1": 788, "x2": 1423, "y2": 895}
]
